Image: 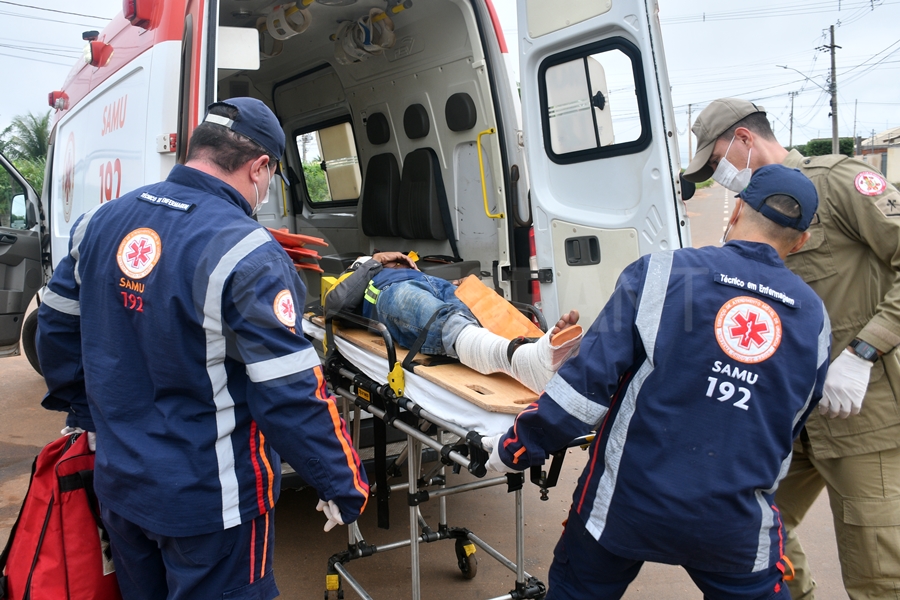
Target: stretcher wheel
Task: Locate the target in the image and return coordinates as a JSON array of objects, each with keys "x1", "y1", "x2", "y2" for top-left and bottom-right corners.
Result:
[{"x1": 455, "y1": 538, "x2": 478, "y2": 579}]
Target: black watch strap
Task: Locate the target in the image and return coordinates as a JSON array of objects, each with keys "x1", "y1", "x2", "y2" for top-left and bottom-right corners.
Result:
[{"x1": 850, "y1": 338, "x2": 879, "y2": 362}]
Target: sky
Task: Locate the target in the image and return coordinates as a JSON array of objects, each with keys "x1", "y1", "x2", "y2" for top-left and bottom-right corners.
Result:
[{"x1": 1, "y1": 0, "x2": 898, "y2": 167}]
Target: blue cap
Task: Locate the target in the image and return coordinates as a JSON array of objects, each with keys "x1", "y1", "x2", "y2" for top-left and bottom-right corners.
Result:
[
  {"x1": 737, "y1": 164, "x2": 818, "y2": 231},
  {"x1": 204, "y1": 98, "x2": 288, "y2": 184}
]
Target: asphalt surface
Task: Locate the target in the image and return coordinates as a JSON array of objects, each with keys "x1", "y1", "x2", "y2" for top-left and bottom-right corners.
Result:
[{"x1": 1, "y1": 188, "x2": 848, "y2": 598}]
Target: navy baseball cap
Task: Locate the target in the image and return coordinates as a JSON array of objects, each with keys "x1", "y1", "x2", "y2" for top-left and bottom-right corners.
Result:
[
  {"x1": 737, "y1": 164, "x2": 818, "y2": 231},
  {"x1": 204, "y1": 98, "x2": 288, "y2": 184}
]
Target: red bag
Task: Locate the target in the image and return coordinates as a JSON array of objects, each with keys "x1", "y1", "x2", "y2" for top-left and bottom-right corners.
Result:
[{"x1": 0, "y1": 433, "x2": 122, "y2": 600}]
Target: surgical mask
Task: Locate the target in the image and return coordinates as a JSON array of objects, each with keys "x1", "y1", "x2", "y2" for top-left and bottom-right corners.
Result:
[
  {"x1": 251, "y1": 166, "x2": 273, "y2": 217},
  {"x1": 712, "y1": 136, "x2": 752, "y2": 193}
]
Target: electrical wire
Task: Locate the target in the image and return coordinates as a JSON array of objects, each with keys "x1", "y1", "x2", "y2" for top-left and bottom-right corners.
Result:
[
  {"x1": 0, "y1": 9, "x2": 104, "y2": 28},
  {"x1": 0, "y1": 1, "x2": 109, "y2": 20},
  {"x1": 0, "y1": 50, "x2": 72, "y2": 67}
]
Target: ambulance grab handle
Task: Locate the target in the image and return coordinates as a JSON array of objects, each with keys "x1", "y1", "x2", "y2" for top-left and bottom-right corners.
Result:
[{"x1": 477, "y1": 128, "x2": 504, "y2": 220}]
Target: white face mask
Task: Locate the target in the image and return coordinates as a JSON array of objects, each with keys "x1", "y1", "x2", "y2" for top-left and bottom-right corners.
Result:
[
  {"x1": 251, "y1": 165, "x2": 273, "y2": 217},
  {"x1": 712, "y1": 136, "x2": 752, "y2": 193}
]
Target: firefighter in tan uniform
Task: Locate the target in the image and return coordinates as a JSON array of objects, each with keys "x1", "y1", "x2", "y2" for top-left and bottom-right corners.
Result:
[{"x1": 684, "y1": 98, "x2": 900, "y2": 600}]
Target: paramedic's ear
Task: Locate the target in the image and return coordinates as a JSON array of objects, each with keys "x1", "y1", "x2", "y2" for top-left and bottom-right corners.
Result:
[
  {"x1": 249, "y1": 155, "x2": 271, "y2": 184},
  {"x1": 788, "y1": 230, "x2": 811, "y2": 255}
]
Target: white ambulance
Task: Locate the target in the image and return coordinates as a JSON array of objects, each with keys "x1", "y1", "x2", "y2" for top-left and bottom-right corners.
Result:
[{"x1": 0, "y1": 0, "x2": 692, "y2": 374}]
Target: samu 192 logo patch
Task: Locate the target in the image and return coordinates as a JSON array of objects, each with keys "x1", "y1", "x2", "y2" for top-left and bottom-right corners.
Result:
[
  {"x1": 715, "y1": 296, "x2": 782, "y2": 364},
  {"x1": 854, "y1": 171, "x2": 887, "y2": 197},
  {"x1": 117, "y1": 228, "x2": 161, "y2": 279},
  {"x1": 273, "y1": 289, "x2": 296, "y2": 327}
]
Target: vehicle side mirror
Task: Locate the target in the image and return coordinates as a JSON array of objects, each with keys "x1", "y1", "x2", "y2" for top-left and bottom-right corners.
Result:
[{"x1": 679, "y1": 173, "x2": 696, "y2": 201}]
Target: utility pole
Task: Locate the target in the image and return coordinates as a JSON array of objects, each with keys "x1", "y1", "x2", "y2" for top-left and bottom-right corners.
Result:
[
  {"x1": 788, "y1": 91, "x2": 798, "y2": 148},
  {"x1": 687, "y1": 104, "x2": 693, "y2": 162},
  {"x1": 823, "y1": 25, "x2": 841, "y2": 154}
]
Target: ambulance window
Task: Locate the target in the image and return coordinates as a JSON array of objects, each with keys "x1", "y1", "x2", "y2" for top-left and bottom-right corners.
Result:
[
  {"x1": 539, "y1": 38, "x2": 650, "y2": 164},
  {"x1": 0, "y1": 166, "x2": 27, "y2": 229},
  {"x1": 294, "y1": 119, "x2": 361, "y2": 205}
]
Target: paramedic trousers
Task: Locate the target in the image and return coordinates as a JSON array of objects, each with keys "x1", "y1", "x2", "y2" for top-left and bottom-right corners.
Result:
[
  {"x1": 545, "y1": 511, "x2": 791, "y2": 600},
  {"x1": 776, "y1": 443, "x2": 900, "y2": 600},
  {"x1": 375, "y1": 276, "x2": 477, "y2": 358},
  {"x1": 102, "y1": 507, "x2": 279, "y2": 600}
]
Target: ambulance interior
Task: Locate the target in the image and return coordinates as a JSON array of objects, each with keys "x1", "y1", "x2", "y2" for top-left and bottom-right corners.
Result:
[{"x1": 215, "y1": 0, "x2": 527, "y2": 305}]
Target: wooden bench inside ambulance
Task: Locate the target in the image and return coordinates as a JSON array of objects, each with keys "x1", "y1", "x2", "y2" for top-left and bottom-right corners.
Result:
[{"x1": 321, "y1": 98, "x2": 481, "y2": 282}]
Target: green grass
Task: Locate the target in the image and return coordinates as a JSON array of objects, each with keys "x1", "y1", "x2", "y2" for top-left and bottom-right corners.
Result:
[{"x1": 695, "y1": 179, "x2": 714, "y2": 190}]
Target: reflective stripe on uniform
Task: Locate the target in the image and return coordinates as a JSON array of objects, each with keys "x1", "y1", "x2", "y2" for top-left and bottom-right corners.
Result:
[
  {"x1": 42, "y1": 288, "x2": 81, "y2": 316},
  {"x1": 202, "y1": 227, "x2": 270, "y2": 529},
  {"x1": 364, "y1": 281, "x2": 380, "y2": 304},
  {"x1": 586, "y1": 251, "x2": 673, "y2": 541},
  {"x1": 753, "y1": 304, "x2": 832, "y2": 571},
  {"x1": 246, "y1": 347, "x2": 321, "y2": 383},
  {"x1": 545, "y1": 373, "x2": 608, "y2": 427},
  {"x1": 70, "y1": 205, "x2": 103, "y2": 286}
]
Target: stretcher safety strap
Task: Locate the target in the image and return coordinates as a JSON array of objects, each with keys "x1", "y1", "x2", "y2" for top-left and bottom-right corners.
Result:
[{"x1": 364, "y1": 281, "x2": 380, "y2": 305}]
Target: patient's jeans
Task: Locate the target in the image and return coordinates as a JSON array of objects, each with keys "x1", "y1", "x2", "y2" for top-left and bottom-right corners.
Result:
[{"x1": 375, "y1": 276, "x2": 477, "y2": 358}]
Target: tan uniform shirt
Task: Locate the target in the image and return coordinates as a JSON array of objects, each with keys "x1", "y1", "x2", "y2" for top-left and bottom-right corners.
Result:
[{"x1": 783, "y1": 149, "x2": 900, "y2": 458}]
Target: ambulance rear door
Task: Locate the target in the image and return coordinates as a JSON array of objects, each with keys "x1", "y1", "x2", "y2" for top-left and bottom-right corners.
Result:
[
  {"x1": 518, "y1": 0, "x2": 690, "y2": 326},
  {"x1": 0, "y1": 151, "x2": 42, "y2": 357}
]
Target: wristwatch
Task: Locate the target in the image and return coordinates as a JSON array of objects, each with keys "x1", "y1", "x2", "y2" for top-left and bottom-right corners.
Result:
[{"x1": 849, "y1": 338, "x2": 879, "y2": 362}]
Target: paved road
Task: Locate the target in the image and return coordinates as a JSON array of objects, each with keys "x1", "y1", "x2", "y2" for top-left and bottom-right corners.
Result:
[{"x1": 1, "y1": 191, "x2": 848, "y2": 598}]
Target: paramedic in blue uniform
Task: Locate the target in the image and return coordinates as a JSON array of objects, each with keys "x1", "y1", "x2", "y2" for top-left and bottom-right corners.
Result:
[
  {"x1": 483, "y1": 165, "x2": 832, "y2": 600},
  {"x1": 35, "y1": 98, "x2": 368, "y2": 600}
]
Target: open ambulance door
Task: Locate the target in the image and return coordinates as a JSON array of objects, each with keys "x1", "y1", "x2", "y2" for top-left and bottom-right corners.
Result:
[
  {"x1": 0, "y1": 152, "x2": 42, "y2": 359},
  {"x1": 518, "y1": 0, "x2": 690, "y2": 326}
]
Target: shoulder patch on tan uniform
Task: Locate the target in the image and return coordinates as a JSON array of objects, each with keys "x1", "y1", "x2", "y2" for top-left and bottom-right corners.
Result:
[{"x1": 874, "y1": 191, "x2": 900, "y2": 217}]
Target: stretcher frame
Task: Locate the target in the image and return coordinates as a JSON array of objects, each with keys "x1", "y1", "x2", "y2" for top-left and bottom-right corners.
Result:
[{"x1": 308, "y1": 310, "x2": 554, "y2": 600}]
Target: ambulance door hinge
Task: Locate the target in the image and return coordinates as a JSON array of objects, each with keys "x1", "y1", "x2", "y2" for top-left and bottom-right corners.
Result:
[
  {"x1": 501, "y1": 265, "x2": 553, "y2": 284},
  {"x1": 156, "y1": 133, "x2": 177, "y2": 154}
]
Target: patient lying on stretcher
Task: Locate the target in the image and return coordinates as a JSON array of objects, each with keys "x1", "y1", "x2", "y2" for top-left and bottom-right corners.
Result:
[{"x1": 324, "y1": 252, "x2": 583, "y2": 393}]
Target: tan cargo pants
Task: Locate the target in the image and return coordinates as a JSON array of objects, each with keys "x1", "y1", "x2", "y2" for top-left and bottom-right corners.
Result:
[{"x1": 775, "y1": 443, "x2": 900, "y2": 600}]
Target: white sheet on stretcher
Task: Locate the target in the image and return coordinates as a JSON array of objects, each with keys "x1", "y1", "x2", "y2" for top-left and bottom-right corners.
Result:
[{"x1": 303, "y1": 319, "x2": 516, "y2": 436}]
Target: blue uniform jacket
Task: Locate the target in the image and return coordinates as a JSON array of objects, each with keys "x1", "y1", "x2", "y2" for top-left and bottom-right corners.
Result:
[
  {"x1": 37, "y1": 165, "x2": 368, "y2": 537},
  {"x1": 496, "y1": 241, "x2": 830, "y2": 573}
]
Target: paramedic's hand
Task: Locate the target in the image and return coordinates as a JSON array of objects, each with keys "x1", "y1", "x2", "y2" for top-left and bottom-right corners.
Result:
[
  {"x1": 819, "y1": 349, "x2": 873, "y2": 419},
  {"x1": 316, "y1": 499, "x2": 345, "y2": 532},
  {"x1": 373, "y1": 251, "x2": 418, "y2": 271},
  {"x1": 482, "y1": 433, "x2": 517, "y2": 474}
]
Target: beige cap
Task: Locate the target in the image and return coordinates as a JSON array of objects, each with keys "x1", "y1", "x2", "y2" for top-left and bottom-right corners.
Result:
[{"x1": 683, "y1": 98, "x2": 765, "y2": 183}]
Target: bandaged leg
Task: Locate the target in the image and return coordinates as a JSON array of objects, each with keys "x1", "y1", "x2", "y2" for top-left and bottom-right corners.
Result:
[{"x1": 454, "y1": 324, "x2": 582, "y2": 393}]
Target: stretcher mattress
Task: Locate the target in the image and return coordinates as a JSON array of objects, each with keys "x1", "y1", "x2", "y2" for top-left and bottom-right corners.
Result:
[{"x1": 303, "y1": 316, "x2": 529, "y2": 435}]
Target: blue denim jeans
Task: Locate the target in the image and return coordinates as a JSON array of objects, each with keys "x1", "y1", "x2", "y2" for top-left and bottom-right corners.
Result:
[{"x1": 374, "y1": 275, "x2": 477, "y2": 358}]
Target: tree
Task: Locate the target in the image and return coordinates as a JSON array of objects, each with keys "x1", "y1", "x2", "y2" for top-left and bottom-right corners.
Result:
[
  {"x1": 302, "y1": 161, "x2": 330, "y2": 203},
  {"x1": 796, "y1": 137, "x2": 854, "y2": 157},
  {"x1": 1, "y1": 111, "x2": 51, "y2": 162}
]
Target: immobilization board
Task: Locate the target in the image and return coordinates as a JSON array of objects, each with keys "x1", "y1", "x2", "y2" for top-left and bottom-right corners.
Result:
[{"x1": 312, "y1": 316, "x2": 537, "y2": 414}]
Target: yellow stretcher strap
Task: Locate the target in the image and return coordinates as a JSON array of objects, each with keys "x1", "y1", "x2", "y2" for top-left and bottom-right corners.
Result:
[
  {"x1": 454, "y1": 274, "x2": 543, "y2": 340},
  {"x1": 389, "y1": 361, "x2": 405, "y2": 397},
  {"x1": 364, "y1": 281, "x2": 381, "y2": 305}
]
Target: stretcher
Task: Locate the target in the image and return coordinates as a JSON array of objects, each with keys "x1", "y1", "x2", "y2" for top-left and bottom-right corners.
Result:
[{"x1": 303, "y1": 309, "x2": 570, "y2": 600}]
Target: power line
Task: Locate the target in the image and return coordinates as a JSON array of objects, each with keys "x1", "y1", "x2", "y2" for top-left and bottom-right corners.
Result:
[
  {"x1": 0, "y1": 50, "x2": 72, "y2": 67},
  {"x1": 0, "y1": 43, "x2": 80, "y2": 59},
  {"x1": 0, "y1": 0, "x2": 109, "y2": 20},
  {"x1": 0, "y1": 9, "x2": 104, "y2": 28},
  {"x1": 661, "y1": 0, "x2": 895, "y2": 24}
]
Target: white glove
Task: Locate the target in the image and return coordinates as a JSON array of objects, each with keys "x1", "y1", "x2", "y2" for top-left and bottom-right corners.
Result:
[
  {"x1": 315, "y1": 499, "x2": 345, "y2": 532},
  {"x1": 819, "y1": 349, "x2": 873, "y2": 419},
  {"x1": 482, "y1": 433, "x2": 518, "y2": 473},
  {"x1": 61, "y1": 427, "x2": 96, "y2": 452}
]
